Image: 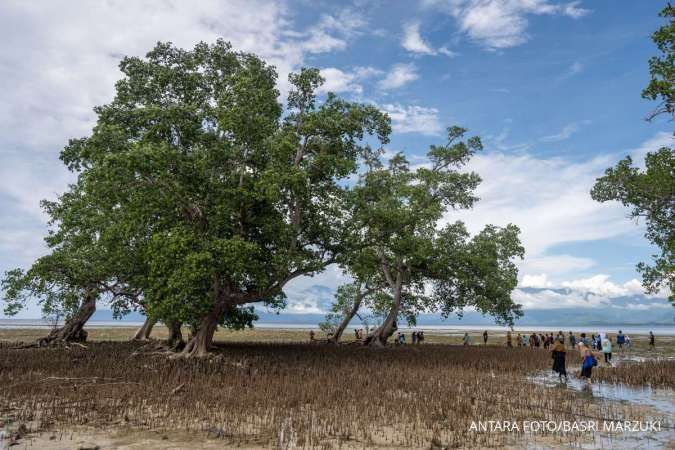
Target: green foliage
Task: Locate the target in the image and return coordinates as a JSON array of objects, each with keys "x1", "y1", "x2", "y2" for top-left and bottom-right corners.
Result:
[
  {"x1": 433, "y1": 222, "x2": 524, "y2": 326},
  {"x1": 3, "y1": 40, "x2": 391, "y2": 331},
  {"x1": 339, "y1": 126, "x2": 524, "y2": 329},
  {"x1": 591, "y1": 4, "x2": 675, "y2": 305},
  {"x1": 591, "y1": 147, "x2": 675, "y2": 303},
  {"x1": 642, "y1": 5, "x2": 675, "y2": 120},
  {"x1": 2, "y1": 178, "x2": 143, "y2": 319}
]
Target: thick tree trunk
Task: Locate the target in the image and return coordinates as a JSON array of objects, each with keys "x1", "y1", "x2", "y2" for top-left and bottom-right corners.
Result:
[
  {"x1": 180, "y1": 301, "x2": 227, "y2": 357},
  {"x1": 328, "y1": 289, "x2": 364, "y2": 344},
  {"x1": 39, "y1": 293, "x2": 96, "y2": 345},
  {"x1": 363, "y1": 274, "x2": 402, "y2": 348},
  {"x1": 167, "y1": 319, "x2": 184, "y2": 350},
  {"x1": 363, "y1": 302, "x2": 399, "y2": 347},
  {"x1": 131, "y1": 316, "x2": 156, "y2": 341}
]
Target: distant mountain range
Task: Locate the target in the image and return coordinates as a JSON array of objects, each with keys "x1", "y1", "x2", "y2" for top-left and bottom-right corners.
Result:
[{"x1": 90, "y1": 287, "x2": 674, "y2": 327}]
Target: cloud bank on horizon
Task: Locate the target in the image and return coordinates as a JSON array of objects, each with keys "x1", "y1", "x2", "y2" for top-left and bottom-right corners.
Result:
[{"x1": 0, "y1": 0, "x2": 672, "y2": 319}]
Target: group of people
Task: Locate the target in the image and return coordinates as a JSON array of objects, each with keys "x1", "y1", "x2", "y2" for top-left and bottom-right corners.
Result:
[
  {"x1": 394, "y1": 330, "x2": 425, "y2": 345},
  {"x1": 504, "y1": 331, "x2": 562, "y2": 348},
  {"x1": 475, "y1": 328, "x2": 657, "y2": 385},
  {"x1": 550, "y1": 330, "x2": 657, "y2": 385}
]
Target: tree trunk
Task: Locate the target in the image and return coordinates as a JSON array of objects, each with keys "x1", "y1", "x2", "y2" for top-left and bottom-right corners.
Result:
[
  {"x1": 167, "y1": 319, "x2": 184, "y2": 350},
  {"x1": 39, "y1": 293, "x2": 96, "y2": 345},
  {"x1": 363, "y1": 302, "x2": 399, "y2": 347},
  {"x1": 180, "y1": 300, "x2": 227, "y2": 357},
  {"x1": 364, "y1": 274, "x2": 402, "y2": 347},
  {"x1": 328, "y1": 289, "x2": 364, "y2": 344},
  {"x1": 131, "y1": 316, "x2": 156, "y2": 341}
]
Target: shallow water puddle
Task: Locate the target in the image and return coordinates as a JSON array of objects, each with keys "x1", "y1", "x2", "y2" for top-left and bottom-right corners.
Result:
[
  {"x1": 529, "y1": 370, "x2": 675, "y2": 449},
  {"x1": 530, "y1": 370, "x2": 675, "y2": 416}
]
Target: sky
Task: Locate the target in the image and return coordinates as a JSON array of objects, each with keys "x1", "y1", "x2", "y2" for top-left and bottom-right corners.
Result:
[{"x1": 0, "y1": 0, "x2": 672, "y2": 320}]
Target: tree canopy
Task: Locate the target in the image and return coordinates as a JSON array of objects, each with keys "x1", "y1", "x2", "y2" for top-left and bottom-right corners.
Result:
[
  {"x1": 642, "y1": 4, "x2": 675, "y2": 121},
  {"x1": 592, "y1": 4, "x2": 675, "y2": 305},
  {"x1": 330, "y1": 127, "x2": 524, "y2": 345},
  {"x1": 3, "y1": 40, "x2": 525, "y2": 351},
  {"x1": 2, "y1": 40, "x2": 391, "y2": 354},
  {"x1": 591, "y1": 148, "x2": 674, "y2": 303}
]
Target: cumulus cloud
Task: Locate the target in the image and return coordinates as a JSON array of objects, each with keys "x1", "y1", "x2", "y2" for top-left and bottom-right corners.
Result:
[
  {"x1": 301, "y1": 9, "x2": 368, "y2": 54},
  {"x1": 513, "y1": 274, "x2": 670, "y2": 310},
  {"x1": 424, "y1": 0, "x2": 590, "y2": 49},
  {"x1": 402, "y1": 22, "x2": 436, "y2": 55},
  {"x1": 282, "y1": 265, "x2": 351, "y2": 313},
  {"x1": 380, "y1": 103, "x2": 443, "y2": 135},
  {"x1": 561, "y1": 275, "x2": 646, "y2": 298},
  {"x1": 449, "y1": 151, "x2": 636, "y2": 260},
  {"x1": 378, "y1": 63, "x2": 419, "y2": 90},
  {"x1": 520, "y1": 274, "x2": 553, "y2": 288},
  {"x1": 402, "y1": 21, "x2": 458, "y2": 56},
  {"x1": 318, "y1": 66, "x2": 381, "y2": 95}
]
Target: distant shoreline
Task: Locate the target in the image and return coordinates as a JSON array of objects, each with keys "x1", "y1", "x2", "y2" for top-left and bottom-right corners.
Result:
[{"x1": 1, "y1": 319, "x2": 674, "y2": 335}]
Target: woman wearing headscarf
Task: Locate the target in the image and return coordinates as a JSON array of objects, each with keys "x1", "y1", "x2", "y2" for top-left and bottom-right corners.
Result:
[{"x1": 551, "y1": 336, "x2": 568, "y2": 381}]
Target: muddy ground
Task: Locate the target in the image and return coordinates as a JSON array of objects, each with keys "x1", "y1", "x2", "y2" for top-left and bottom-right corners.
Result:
[{"x1": 0, "y1": 328, "x2": 673, "y2": 449}]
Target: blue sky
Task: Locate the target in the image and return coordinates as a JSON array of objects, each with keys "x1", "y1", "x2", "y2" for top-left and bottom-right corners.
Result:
[{"x1": 0, "y1": 0, "x2": 672, "y2": 319}]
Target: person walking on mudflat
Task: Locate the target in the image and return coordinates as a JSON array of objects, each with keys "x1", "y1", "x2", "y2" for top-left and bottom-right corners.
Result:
[
  {"x1": 568, "y1": 331, "x2": 576, "y2": 349},
  {"x1": 649, "y1": 331, "x2": 655, "y2": 350},
  {"x1": 601, "y1": 334, "x2": 612, "y2": 366},
  {"x1": 551, "y1": 336, "x2": 568, "y2": 382},
  {"x1": 616, "y1": 330, "x2": 625, "y2": 352},
  {"x1": 483, "y1": 330, "x2": 488, "y2": 345},
  {"x1": 578, "y1": 342, "x2": 598, "y2": 386}
]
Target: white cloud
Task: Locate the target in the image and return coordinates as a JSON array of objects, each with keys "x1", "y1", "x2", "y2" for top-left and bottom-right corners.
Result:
[
  {"x1": 0, "y1": 2, "x2": 370, "y2": 158},
  {"x1": 629, "y1": 131, "x2": 673, "y2": 167},
  {"x1": 380, "y1": 104, "x2": 443, "y2": 135},
  {"x1": 318, "y1": 66, "x2": 381, "y2": 95},
  {"x1": 514, "y1": 274, "x2": 670, "y2": 310},
  {"x1": 0, "y1": 1, "x2": 317, "y2": 153},
  {"x1": 540, "y1": 120, "x2": 590, "y2": 142},
  {"x1": 521, "y1": 274, "x2": 553, "y2": 288},
  {"x1": 282, "y1": 265, "x2": 350, "y2": 313},
  {"x1": 402, "y1": 22, "x2": 437, "y2": 55},
  {"x1": 561, "y1": 1, "x2": 591, "y2": 19},
  {"x1": 424, "y1": 0, "x2": 590, "y2": 49},
  {"x1": 401, "y1": 21, "x2": 458, "y2": 57},
  {"x1": 301, "y1": 9, "x2": 367, "y2": 54},
  {"x1": 442, "y1": 132, "x2": 675, "y2": 287},
  {"x1": 378, "y1": 63, "x2": 419, "y2": 90},
  {"x1": 561, "y1": 275, "x2": 645, "y2": 297},
  {"x1": 438, "y1": 46, "x2": 459, "y2": 57},
  {"x1": 512, "y1": 288, "x2": 608, "y2": 309},
  {"x1": 449, "y1": 151, "x2": 636, "y2": 263}
]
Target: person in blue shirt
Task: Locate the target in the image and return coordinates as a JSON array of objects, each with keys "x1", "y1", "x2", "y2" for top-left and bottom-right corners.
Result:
[
  {"x1": 578, "y1": 341, "x2": 597, "y2": 385},
  {"x1": 616, "y1": 330, "x2": 625, "y2": 352}
]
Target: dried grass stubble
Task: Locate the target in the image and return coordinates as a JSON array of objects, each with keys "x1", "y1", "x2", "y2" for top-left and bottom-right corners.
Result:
[
  {"x1": 594, "y1": 359, "x2": 675, "y2": 387},
  {"x1": 0, "y1": 342, "x2": 641, "y2": 448}
]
